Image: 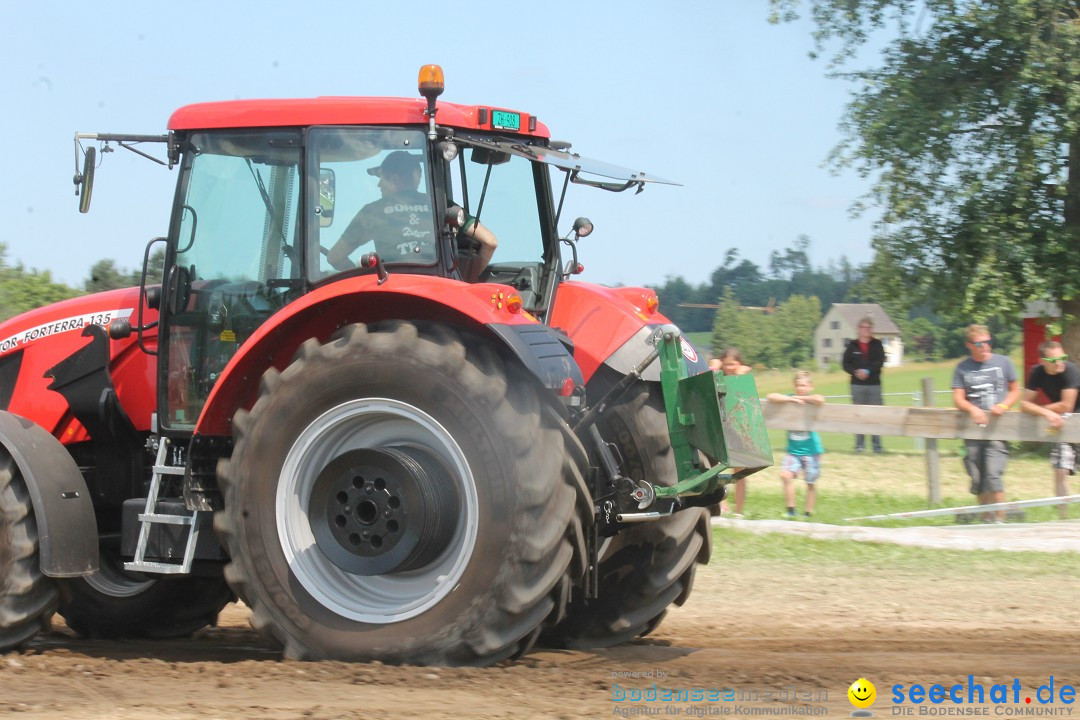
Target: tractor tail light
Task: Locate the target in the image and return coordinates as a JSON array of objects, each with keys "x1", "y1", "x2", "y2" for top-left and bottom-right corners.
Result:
[
  {"x1": 505, "y1": 293, "x2": 522, "y2": 314},
  {"x1": 645, "y1": 293, "x2": 660, "y2": 315},
  {"x1": 560, "y1": 378, "x2": 576, "y2": 397}
]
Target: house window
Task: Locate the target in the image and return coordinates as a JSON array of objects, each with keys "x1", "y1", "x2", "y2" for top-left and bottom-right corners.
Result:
[
  {"x1": 843, "y1": 338, "x2": 851, "y2": 346},
  {"x1": 823, "y1": 338, "x2": 832, "y2": 348},
  {"x1": 822, "y1": 355, "x2": 830, "y2": 364},
  {"x1": 830, "y1": 321, "x2": 840, "y2": 330}
]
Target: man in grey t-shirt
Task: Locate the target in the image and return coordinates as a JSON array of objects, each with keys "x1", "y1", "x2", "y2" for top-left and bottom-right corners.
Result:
[{"x1": 951, "y1": 324, "x2": 1021, "y2": 522}]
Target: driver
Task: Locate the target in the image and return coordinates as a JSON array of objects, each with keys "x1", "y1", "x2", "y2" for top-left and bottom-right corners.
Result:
[
  {"x1": 327, "y1": 150, "x2": 498, "y2": 280},
  {"x1": 458, "y1": 210, "x2": 497, "y2": 282},
  {"x1": 327, "y1": 150, "x2": 434, "y2": 271}
]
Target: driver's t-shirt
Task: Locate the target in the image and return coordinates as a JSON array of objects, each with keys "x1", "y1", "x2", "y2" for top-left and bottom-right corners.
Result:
[{"x1": 340, "y1": 190, "x2": 434, "y2": 261}]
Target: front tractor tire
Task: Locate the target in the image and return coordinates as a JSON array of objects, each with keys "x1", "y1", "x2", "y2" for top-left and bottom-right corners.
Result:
[
  {"x1": 215, "y1": 322, "x2": 583, "y2": 664},
  {"x1": 0, "y1": 451, "x2": 58, "y2": 651},
  {"x1": 549, "y1": 384, "x2": 711, "y2": 648}
]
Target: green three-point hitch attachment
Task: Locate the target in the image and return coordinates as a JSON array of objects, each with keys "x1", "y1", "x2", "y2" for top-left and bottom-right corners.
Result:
[
  {"x1": 579, "y1": 325, "x2": 772, "y2": 537},
  {"x1": 653, "y1": 325, "x2": 772, "y2": 503}
]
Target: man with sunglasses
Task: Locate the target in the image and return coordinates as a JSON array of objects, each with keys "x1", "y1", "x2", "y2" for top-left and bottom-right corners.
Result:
[
  {"x1": 952, "y1": 324, "x2": 1021, "y2": 522},
  {"x1": 1020, "y1": 340, "x2": 1079, "y2": 519}
]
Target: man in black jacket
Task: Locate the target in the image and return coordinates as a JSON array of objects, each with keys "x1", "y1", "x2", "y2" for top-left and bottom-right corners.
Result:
[{"x1": 842, "y1": 317, "x2": 886, "y2": 453}]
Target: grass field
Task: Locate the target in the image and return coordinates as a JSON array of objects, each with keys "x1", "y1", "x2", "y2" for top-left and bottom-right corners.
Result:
[
  {"x1": 731, "y1": 449, "x2": 1074, "y2": 526},
  {"x1": 709, "y1": 524, "x2": 1079, "y2": 571}
]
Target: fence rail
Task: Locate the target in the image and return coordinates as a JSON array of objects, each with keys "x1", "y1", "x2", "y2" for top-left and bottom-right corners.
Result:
[
  {"x1": 761, "y1": 402, "x2": 1080, "y2": 443},
  {"x1": 761, "y1": 382, "x2": 1074, "y2": 503}
]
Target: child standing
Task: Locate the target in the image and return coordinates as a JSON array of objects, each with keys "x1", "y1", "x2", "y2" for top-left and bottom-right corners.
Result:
[{"x1": 767, "y1": 371, "x2": 826, "y2": 518}]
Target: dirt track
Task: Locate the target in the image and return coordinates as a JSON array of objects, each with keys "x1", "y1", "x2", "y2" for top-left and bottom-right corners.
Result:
[{"x1": 2, "y1": 537, "x2": 1078, "y2": 720}]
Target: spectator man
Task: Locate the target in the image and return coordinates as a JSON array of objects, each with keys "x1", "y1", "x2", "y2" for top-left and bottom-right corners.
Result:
[
  {"x1": 1020, "y1": 340, "x2": 1079, "y2": 519},
  {"x1": 842, "y1": 316, "x2": 886, "y2": 453},
  {"x1": 952, "y1": 324, "x2": 1021, "y2": 522}
]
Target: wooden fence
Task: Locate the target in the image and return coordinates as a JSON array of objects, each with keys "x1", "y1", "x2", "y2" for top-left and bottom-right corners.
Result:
[{"x1": 761, "y1": 379, "x2": 1078, "y2": 503}]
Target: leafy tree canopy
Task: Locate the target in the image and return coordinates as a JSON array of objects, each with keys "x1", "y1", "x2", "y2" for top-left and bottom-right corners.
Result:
[{"x1": 771, "y1": 1, "x2": 1080, "y2": 350}]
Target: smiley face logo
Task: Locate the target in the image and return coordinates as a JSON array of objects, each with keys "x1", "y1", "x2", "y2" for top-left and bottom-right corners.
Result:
[{"x1": 848, "y1": 678, "x2": 877, "y2": 709}]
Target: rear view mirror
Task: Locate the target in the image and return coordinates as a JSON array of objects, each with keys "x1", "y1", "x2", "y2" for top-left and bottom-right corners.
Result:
[
  {"x1": 318, "y1": 168, "x2": 335, "y2": 227},
  {"x1": 470, "y1": 147, "x2": 510, "y2": 166},
  {"x1": 75, "y1": 146, "x2": 96, "y2": 213}
]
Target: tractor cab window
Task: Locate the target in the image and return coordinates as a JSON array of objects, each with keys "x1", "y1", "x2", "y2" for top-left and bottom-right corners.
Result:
[
  {"x1": 448, "y1": 142, "x2": 547, "y2": 307},
  {"x1": 164, "y1": 130, "x2": 302, "y2": 428},
  {"x1": 309, "y1": 128, "x2": 436, "y2": 281}
]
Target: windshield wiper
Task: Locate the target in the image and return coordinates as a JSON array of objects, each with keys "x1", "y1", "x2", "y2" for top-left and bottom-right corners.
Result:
[{"x1": 244, "y1": 159, "x2": 294, "y2": 260}]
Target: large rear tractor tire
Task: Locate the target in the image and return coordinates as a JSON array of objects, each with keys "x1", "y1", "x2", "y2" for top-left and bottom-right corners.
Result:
[
  {"x1": 548, "y1": 384, "x2": 711, "y2": 648},
  {"x1": 215, "y1": 322, "x2": 584, "y2": 664},
  {"x1": 0, "y1": 451, "x2": 58, "y2": 651},
  {"x1": 57, "y1": 551, "x2": 234, "y2": 639}
]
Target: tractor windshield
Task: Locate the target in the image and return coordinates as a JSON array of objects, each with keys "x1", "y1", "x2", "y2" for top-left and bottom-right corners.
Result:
[
  {"x1": 309, "y1": 128, "x2": 436, "y2": 281},
  {"x1": 447, "y1": 140, "x2": 552, "y2": 308},
  {"x1": 163, "y1": 129, "x2": 302, "y2": 428}
]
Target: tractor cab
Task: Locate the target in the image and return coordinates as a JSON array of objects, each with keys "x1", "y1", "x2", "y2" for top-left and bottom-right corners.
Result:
[{"x1": 73, "y1": 66, "x2": 678, "y2": 433}]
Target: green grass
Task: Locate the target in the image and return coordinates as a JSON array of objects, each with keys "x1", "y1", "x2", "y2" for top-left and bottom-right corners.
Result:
[
  {"x1": 709, "y1": 525, "x2": 1079, "y2": 574},
  {"x1": 730, "y1": 449, "x2": 1073, "y2": 526}
]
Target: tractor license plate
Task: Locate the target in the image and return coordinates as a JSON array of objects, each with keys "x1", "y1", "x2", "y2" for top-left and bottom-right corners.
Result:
[{"x1": 491, "y1": 110, "x2": 521, "y2": 131}]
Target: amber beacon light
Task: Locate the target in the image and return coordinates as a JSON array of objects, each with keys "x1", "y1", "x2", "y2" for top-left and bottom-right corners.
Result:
[{"x1": 418, "y1": 64, "x2": 445, "y2": 139}]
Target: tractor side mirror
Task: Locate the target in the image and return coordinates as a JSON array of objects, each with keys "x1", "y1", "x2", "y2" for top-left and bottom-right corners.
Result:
[
  {"x1": 74, "y1": 146, "x2": 96, "y2": 214},
  {"x1": 167, "y1": 264, "x2": 193, "y2": 314},
  {"x1": 317, "y1": 168, "x2": 335, "y2": 228}
]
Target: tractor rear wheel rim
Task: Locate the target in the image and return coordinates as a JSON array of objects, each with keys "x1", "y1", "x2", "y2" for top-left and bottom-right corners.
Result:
[
  {"x1": 277, "y1": 398, "x2": 478, "y2": 624},
  {"x1": 309, "y1": 446, "x2": 461, "y2": 576}
]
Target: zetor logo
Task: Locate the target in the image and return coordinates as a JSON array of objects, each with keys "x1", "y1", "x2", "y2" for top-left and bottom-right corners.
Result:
[{"x1": 891, "y1": 677, "x2": 1075, "y2": 712}]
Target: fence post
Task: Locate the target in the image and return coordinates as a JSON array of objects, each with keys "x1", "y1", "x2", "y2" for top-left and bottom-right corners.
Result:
[{"x1": 922, "y1": 377, "x2": 941, "y2": 504}]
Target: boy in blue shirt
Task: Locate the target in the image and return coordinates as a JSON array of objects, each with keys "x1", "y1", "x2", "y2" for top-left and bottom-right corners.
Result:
[{"x1": 767, "y1": 371, "x2": 826, "y2": 518}]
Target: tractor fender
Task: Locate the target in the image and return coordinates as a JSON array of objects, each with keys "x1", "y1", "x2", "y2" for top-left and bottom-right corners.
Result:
[
  {"x1": 0, "y1": 411, "x2": 97, "y2": 577},
  {"x1": 194, "y1": 274, "x2": 579, "y2": 436},
  {"x1": 548, "y1": 281, "x2": 708, "y2": 384}
]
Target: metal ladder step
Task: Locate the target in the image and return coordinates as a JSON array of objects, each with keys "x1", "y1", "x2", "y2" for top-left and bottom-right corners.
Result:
[
  {"x1": 124, "y1": 437, "x2": 204, "y2": 574},
  {"x1": 124, "y1": 560, "x2": 192, "y2": 575},
  {"x1": 136, "y1": 513, "x2": 194, "y2": 526}
]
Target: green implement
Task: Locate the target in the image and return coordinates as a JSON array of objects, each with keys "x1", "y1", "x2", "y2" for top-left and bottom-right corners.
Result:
[{"x1": 653, "y1": 327, "x2": 772, "y2": 502}]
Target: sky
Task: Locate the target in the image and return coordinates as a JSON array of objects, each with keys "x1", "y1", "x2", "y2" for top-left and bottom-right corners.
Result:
[{"x1": 1, "y1": 1, "x2": 882, "y2": 291}]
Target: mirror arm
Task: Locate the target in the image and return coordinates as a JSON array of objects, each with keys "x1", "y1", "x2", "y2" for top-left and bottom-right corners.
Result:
[
  {"x1": 117, "y1": 141, "x2": 169, "y2": 167},
  {"x1": 554, "y1": 170, "x2": 571, "y2": 229},
  {"x1": 560, "y1": 238, "x2": 581, "y2": 280}
]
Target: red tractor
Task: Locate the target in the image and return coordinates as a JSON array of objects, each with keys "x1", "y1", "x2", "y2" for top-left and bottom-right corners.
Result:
[{"x1": 0, "y1": 66, "x2": 770, "y2": 663}]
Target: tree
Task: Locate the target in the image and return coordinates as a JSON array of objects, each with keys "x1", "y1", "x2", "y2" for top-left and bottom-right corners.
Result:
[
  {"x1": 710, "y1": 289, "x2": 823, "y2": 369},
  {"x1": 771, "y1": 1, "x2": 1080, "y2": 355},
  {"x1": 772, "y1": 294, "x2": 822, "y2": 367},
  {"x1": 0, "y1": 244, "x2": 79, "y2": 322},
  {"x1": 85, "y1": 259, "x2": 139, "y2": 294},
  {"x1": 710, "y1": 287, "x2": 773, "y2": 360}
]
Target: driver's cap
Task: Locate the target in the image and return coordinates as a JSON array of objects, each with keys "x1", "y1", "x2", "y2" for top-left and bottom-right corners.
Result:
[{"x1": 369, "y1": 150, "x2": 421, "y2": 178}]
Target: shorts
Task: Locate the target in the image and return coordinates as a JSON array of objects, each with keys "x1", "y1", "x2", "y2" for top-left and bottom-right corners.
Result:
[
  {"x1": 781, "y1": 454, "x2": 821, "y2": 484},
  {"x1": 963, "y1": 439, "x2": 1008, "y2": 495},
  {"x1": 1050, "y1": 443, "x2": 1076, "y2": 475}
]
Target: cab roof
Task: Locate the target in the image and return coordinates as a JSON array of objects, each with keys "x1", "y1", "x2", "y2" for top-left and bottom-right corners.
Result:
[{"x1": 168, "y1": 97, "x2": 550, "y2": 138}]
